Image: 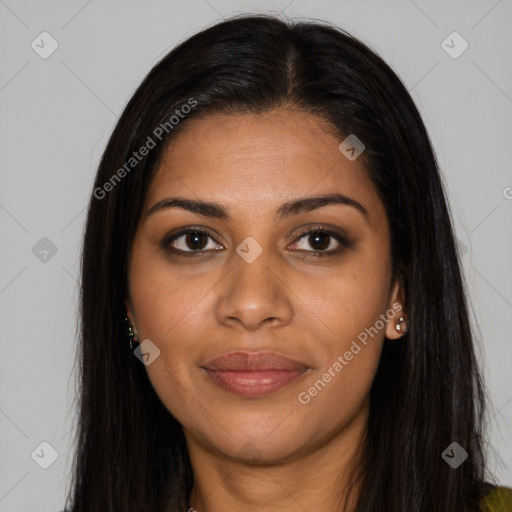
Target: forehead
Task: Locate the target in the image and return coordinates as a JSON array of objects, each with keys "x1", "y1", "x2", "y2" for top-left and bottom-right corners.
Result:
[{"x1": 144, "y1": 108, "x2": 384, "y2": 225}]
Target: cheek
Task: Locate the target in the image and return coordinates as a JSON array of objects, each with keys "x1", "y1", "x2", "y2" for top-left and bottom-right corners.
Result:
[
  {"x1": 128, "y1": 244, "x2": 218, "y2": 344},
  {"x1": 295, "y1": 284, "x2": 386, "y2": 433},
  {"x1": 293, "y1": 257, "x2": 389, "y2": 407},
  {"x1": 127, "y1": 249, "x2": 220, "y2": 412},
  {"x1": 303, "y1": 256, "x2": 391, "y2": 351}
]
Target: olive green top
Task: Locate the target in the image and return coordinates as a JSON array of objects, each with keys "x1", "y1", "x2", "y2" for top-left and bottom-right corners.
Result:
[{"x1": 480, "y1": 486, "x2": 512, "y2": 511}]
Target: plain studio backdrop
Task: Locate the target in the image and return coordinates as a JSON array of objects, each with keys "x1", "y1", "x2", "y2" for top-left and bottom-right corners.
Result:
[{"x1": 0, "y1": 0, "x2": 511, "y2": 510}]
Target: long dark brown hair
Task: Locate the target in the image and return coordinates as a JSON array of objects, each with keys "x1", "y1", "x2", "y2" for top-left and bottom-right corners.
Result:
[{"x1": 63, "y1": 13, "x2": 497, "y2": 511}]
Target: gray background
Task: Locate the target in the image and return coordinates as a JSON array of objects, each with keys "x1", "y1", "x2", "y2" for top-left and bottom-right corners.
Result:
[{"x1": 0, "y1": 0, "x2": 511, "y2": 509}]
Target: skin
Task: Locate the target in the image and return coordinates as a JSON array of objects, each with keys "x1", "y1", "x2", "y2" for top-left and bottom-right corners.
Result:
[{"x1": 125, "y1": 107, "x2": 407, "y2": 512}]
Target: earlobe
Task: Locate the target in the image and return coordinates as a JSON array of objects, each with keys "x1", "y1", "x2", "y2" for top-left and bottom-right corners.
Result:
[
  {"x1": 124, "y1": 299, "x2": 140, "y2": 348},
  {"x1": 385, "y1": 279, "x2": 408, "y2": 340},
  {"x1": 124, "y1": 298, "x2": 135, "y2": 326},
  {"x1": 385, "y1": 304, "x2": 407, "y2": 340}
]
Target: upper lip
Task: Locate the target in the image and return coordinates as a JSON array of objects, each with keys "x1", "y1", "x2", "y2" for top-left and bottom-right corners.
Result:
[{"x1": 202, "y1": 351, "x2": 309, "y2": 371}]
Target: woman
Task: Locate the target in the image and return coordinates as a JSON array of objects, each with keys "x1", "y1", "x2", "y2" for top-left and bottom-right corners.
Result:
[{"x1": 63, "y1": 13, "x2": 512, "y2": 512}]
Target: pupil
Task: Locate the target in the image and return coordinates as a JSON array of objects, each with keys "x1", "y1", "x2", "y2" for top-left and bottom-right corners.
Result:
[
  {"x1": 310, "y1": 233, "x2": 329, "y2": 250},
  {"x1": 186, "y1": 232, "x2": 207, "y2": 250}
]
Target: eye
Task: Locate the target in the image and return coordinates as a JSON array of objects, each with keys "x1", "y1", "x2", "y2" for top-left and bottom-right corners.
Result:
[
  {"x1": 289, "y1": 228, "x2": 348, "y2": 256},
  {"x1": 161, "y1": 226, "x2": 350, "y2": 258},
  {"x1": 162, "y1": 228, "x2": 223, "y2": 255}
]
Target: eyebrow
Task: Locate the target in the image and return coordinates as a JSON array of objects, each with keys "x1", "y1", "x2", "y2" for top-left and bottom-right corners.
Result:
[{"x1": 143, "y1": 193, "x2": 369, "y2": 222}]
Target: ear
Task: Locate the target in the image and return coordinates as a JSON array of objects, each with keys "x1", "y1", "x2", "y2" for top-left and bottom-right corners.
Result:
[
  {"x1": 385, "y1": 278, "x2": 407, "y2": 340},
  {"x1": 125, "y1": 298, "x2": 136, "y2": 328}
]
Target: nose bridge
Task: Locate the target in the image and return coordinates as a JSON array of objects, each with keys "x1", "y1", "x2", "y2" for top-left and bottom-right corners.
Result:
[
  {"x1": 216, "y1": 240, "x2": 293, "y2": 330},
  {"x1": 233, "y1": 244, "x2": 274, "y2": 295}
]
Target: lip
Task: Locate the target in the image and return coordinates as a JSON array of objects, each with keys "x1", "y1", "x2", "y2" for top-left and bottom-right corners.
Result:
[{"x1": 202, "y1": 351, "x2": 310, "y2": 398}]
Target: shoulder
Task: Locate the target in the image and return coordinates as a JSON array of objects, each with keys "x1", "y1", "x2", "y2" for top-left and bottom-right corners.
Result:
[{"x1": 480, "y1": 486, "x2": 512, "y2": 511}]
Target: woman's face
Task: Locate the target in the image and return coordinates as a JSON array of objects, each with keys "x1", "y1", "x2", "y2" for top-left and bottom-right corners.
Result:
[{"x1": 126, "y1": 108, "x2": 405, "y2": 464}]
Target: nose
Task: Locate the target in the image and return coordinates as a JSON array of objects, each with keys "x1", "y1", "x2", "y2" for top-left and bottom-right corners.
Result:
[{"x1": 216, "y1": 246, "x2": 294, "y2": 331}]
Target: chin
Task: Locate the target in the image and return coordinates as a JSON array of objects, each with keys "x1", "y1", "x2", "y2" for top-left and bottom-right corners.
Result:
[
  {"x1": 194, "y1": 420, "x2": 312, "y2": 466},
  {"x1": 223, "y1": 437, "x2": 304, "y2": 466}
]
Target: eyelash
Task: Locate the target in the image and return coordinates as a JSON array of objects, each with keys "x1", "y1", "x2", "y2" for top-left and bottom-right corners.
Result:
[{"x1": 161, "y1": 226, "x2": 350, "y2": 258}]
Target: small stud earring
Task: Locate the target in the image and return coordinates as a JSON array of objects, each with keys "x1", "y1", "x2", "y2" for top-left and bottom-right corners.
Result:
[{"x1": 395, "y1": 316, "x2": 405, "y2": 332}]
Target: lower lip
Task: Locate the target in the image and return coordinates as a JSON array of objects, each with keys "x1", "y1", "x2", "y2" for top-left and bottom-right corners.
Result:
[{"x1": 203, "y1": 368, "x2": 308, "y2": 397}]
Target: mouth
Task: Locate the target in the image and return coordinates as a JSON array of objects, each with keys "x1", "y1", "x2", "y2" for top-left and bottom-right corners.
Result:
[{"x1": 201, "y1": 351, "x2": 310, "y2": 398}]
